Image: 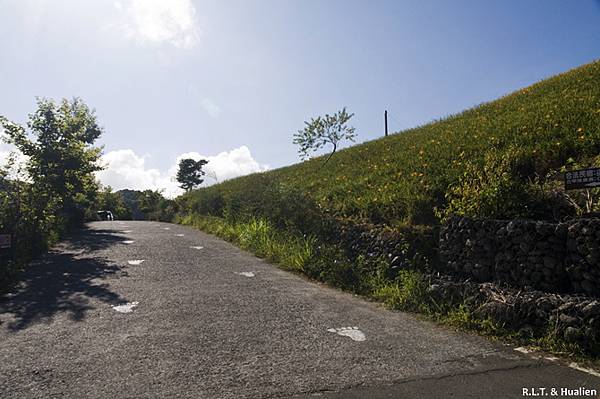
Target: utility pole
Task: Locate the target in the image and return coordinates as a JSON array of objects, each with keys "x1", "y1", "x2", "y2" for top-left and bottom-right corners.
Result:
[{"x1": 384, "y1": 110, "x2": 388, "y2": 137}]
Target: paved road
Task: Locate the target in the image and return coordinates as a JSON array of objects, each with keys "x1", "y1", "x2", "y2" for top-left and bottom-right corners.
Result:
[{"x1": 1, "y1": 221, "x2": 599, "y2": 398}]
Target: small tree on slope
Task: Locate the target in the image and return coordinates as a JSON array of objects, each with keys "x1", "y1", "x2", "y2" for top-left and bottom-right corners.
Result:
[{"x1": 293, "y1": 107, "x2": 356, "y2": 166}]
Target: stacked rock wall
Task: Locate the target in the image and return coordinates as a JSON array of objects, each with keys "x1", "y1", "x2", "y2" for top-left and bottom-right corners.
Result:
[
  {"x1": 566, "y1": 219, "x2": 600, "y2": 295},
  {"x1": 440, "y1": 216, "x2": 599, "y2": 295},
  {"x1": 438, "y1": 217, "x2": 503, "y2": 281},
  {"x1": 334, "y1": 220, "x2": 439, "y2": 279},
  {"x1": 494, "y1": 220, "x2": 568, "y2": 292},
  {"x1": 427, "y1": 275, "x2": 600, "y2": 354}
]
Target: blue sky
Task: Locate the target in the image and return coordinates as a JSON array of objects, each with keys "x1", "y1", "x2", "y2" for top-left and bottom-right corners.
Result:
[{"x1": 1, "y1": 0, "x2": 599, "y2": 196}]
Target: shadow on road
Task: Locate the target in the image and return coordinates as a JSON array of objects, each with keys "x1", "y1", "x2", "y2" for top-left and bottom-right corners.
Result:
[
  {"x1": 62, "y1": 228, "x2": 129, "y2": 253},
  {"x1": 0, "y1": 228, "x2": 128, "y2": 331}
]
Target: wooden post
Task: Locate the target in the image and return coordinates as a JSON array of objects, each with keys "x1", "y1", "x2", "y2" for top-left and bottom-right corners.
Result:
[{"x1": 384, "y1": 110, "x2": 388, "y2": 137}]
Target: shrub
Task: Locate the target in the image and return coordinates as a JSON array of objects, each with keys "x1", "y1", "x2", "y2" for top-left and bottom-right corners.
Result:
[{"x1": 372, "y1": 270, "x2": 431, "y2": 312}]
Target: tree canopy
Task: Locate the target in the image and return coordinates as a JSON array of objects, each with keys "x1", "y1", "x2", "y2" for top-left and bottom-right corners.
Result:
[
  {"x1": 1, "y1": 97, "x2": 103, "y2": 228},
  {"x1": 293, "y1": 107, "x2": 356, "y2": 165},
  {"x1": 176, "y1": 158, "x2": 209, "y2": 192}
]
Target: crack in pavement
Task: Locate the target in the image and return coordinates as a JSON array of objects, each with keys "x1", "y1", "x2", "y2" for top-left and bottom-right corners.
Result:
[{"x1": 282, "y1": 359, "x2": 547, "y2": 398}]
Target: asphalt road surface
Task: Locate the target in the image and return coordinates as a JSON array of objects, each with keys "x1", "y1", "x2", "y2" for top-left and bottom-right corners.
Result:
[{"x1": 1, "y1": 221, "x2": 599, "y2": 398}]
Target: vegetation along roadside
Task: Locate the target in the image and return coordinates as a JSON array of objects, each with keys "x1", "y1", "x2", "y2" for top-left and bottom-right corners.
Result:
[{"x1": 175, "y1": 60, "x2": 600, "y2": 361}]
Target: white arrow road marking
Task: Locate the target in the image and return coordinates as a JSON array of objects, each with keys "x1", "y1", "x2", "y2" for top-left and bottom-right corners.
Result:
[
  {"x1": 162, "y1": 227, "x2": 171, "y2": 230},
  {"x1": 112, "y1": 302, "x2": 139, "y2": 313},
  {"x1": 513, "y1": 347, "x2": 600, "y2": 376},
  {"x1": 327, "y1": 327, "x2": 366, "y2": 342},
  {"x1": 175, "y1": 234, "x2": 185, "y2": 237},
  {"x1": 190, "y1": 246, "x2": 204, "y2": 250},
  {"x1": 514, "y1": 347, "x2": 533, "y2": 354},
  {"x1": 127, "y1": 260, "x2": 145, "y2": 265},
  {"x1": 569, "y1": 362, "x2": 600, "y2": 378},
  {"x1": 235, "y1": 272, "x2": 255, "y2": 278},
  {"x1": 122, "y1": 240, "x2": 135, "y2": 245}
]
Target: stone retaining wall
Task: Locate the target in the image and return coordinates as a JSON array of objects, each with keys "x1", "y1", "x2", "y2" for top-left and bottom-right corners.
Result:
[
  {"x1": 440, "y1": 216, "x2": 600, "y2": 296},
  {"x1": 335, "y1": 220, "x2": 439, "y2": 276},
  {"x1": 428, "y1": 274, "x2": 600, "y2": 355},
  {"x1": 566, "y1": 219, "x2": 600, "y2": 294}
]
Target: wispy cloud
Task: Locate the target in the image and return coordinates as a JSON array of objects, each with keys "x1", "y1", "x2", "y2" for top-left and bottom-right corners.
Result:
[
  {"x1": 200, "y1": 98, "x2": 221, "y2": 118},
  {"x1": 114, "y1": 0, "x2": 201, "y2": 49}
]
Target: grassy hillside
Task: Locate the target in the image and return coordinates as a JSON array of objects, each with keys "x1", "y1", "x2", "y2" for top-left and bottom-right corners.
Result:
[
  {"x1": 180, "y1": 60, "x2": 600, "y2": 228},
  {"x1": 176, "y1": 61, "x2": 600, "y2": 358}
]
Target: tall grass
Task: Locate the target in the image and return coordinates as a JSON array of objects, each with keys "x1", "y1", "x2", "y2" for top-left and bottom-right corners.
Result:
[{"x1": 178, "y1": 214, "x2": 316, "y2": 273}]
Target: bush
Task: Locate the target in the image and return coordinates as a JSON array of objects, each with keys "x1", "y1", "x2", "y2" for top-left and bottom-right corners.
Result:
[
  {"x1": 442, "y1": 147, "x2": 537, "y2": 219},
  {"x1": 179, "y1": 214, "x2": 318, "y2": 274},
  {"x1": 181, "y1": 174, "x2": 328, "y2": 237},
  {"x1": 372, "y1": 270, "x2": 431, "y2": 312},
  {"x1": 0, "y1": 98, "x2": 104, "y2": 290}
]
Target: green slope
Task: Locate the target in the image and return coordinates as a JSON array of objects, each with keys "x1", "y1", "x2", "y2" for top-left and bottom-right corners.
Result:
[
  {"x1": 181, "y1": 60, "x2": 600, "y2": 228},
  {"x1": 175, "y1": 61, "x2": 600, "y2": 359}
]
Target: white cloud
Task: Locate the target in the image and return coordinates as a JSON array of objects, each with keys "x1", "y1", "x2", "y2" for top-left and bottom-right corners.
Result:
[
  {"x1": 96, "y1": 149, "x2": 162, "y2": 191},
  {"x1": 173, "y1": 146, "x2": 270, "y2": 183},
  {"x1": 96, "y1": 146, "x2": 269, "y2": 198},
  {"x1": 0, "y1": 149, "x2": 10, "y2": 167},
  {"x1": 114, "y1": 0, "x2": 200, "y2": 48},
  {"x1": 200, "y1": 98, "x2": 221, "y2": 118},
  {"x1": 0, "y1": 137, "x2": 9, "y2": 166},
  {"x1": 0, "y1": 140, "x2": 28, "y2": 178}
]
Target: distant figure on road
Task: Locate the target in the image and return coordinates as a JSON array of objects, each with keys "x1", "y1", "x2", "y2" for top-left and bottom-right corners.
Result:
[{"x1": 97, "y1": 210, "x2": 114, "y2": 221}]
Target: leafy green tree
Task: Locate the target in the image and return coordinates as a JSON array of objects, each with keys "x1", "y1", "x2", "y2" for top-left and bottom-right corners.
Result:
[
  {"x1": 97, "y1": 186, "x2": 132, "y2": 220},
  {"x1": 293, "y1": 107, "x2": 356, "y2": 165},
  {"x1": 0, "y1": 155, "x2": 19, "y2": 239},
  {"x1": 1, "y1": 97, "x2": 103, "y2": 228},
  {"x1": 138, "y1": 190, "x2": 164, "y2": 216},
  {"x1": 176, "y1": 158, "x2": 208, "y2": 192},
  {"x1": 137, "y1": 189, "x2": 176, "y2": 221}
]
